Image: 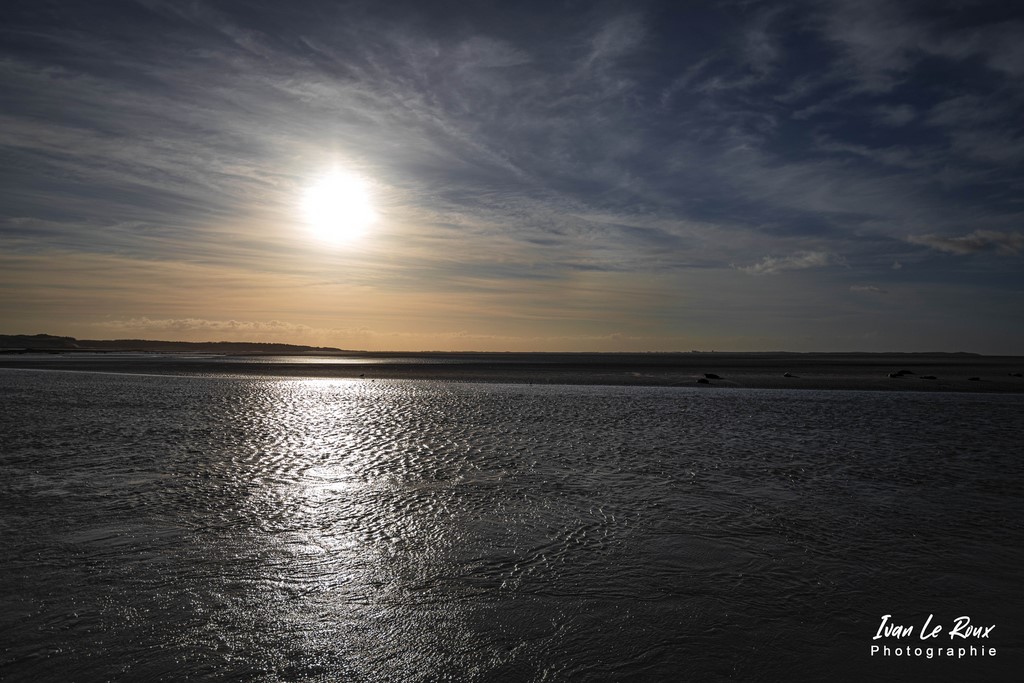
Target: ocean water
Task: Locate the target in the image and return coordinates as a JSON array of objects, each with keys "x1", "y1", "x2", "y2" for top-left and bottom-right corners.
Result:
[{"x1": 1, "y1": 367, "x2": 1021, "y2": 681}]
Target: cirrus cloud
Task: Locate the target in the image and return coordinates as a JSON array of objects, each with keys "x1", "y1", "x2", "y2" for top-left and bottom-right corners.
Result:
[
  {"x1": 94, "y1": 317, "x2": 318, "y2": 335},
  {"x1": 907, "y1": 230, "x2": 1024, "y2": 255},
  {"x1": 850, "y1": 284, "x2": 888, "y2": 294},
  {"x1": 738, "y1": 251, "x2": 831, "y2": 275}
]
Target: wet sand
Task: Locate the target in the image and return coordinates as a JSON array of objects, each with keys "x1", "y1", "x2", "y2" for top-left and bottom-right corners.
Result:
[{"x1": 3, "y1": 351, "x2": 1024, "y2": 392}]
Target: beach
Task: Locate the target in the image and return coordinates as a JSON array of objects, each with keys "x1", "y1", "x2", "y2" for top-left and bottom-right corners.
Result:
[{"x1": 2, "y1": 367, "x2": 1021, "y2": 681}]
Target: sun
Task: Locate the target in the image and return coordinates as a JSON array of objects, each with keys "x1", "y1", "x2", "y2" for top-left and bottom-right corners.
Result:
[{"x1": 302, "y1": 171, "x2": 377, "y2": 243}]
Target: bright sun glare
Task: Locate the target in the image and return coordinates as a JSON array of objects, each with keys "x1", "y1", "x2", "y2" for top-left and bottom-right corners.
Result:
[{"x1": 302, "y1": 171, "x2": 376, "y2": 243}]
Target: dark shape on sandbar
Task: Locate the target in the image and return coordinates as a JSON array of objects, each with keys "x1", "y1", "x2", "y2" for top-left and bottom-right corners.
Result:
[
  {"x1": 968, "y1": 377, "x2": 981, "y2": 381},
  {"x1": 696, "y1": 378, "x2": 710, "y2": 384},
  {"x1": 1010, "y1": 372, "x2": 1023, "y2": 378},
  {"x1": 887, "y1": 372, "x2": 901, "y2": 378},
  {"x1": 704, "y1": 373, "x2": 722, "y2": 379},
  {"x1": 783, "y1": 372, "x2": 798, "y2": 378},
  {"x1": 921, "y1": 375, "x2": 937, "y2": 380},
  {"x1": 889, "y1": 370, "x2": 914, "y2": 378}
]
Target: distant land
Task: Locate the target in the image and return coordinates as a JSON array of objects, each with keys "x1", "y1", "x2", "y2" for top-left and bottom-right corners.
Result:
[
  {"x1": 3, "y1": 333, "x2": 1023, "y2": 393},
  {"x1": 0, "y1": 333, "x2": 346, "y2": 355},
  {"x1": 0, "y1": 333, "x2": 993, "y2": 357}
]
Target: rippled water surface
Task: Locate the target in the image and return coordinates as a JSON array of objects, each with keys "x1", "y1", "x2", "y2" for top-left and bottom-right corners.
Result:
[{"x1": 1, "y1": 369, "x2": 1021, "y2": 681}]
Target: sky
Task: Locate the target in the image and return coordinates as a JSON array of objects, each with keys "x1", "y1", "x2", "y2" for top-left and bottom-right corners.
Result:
[{"x1": 2, "y1": 0, "x2": 1023, "y2": 353}]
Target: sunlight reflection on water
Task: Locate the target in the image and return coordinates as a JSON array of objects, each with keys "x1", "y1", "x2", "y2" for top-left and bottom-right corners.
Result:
[{"x1": 232, "y1": 379, "x2": 485, "y2": 680}]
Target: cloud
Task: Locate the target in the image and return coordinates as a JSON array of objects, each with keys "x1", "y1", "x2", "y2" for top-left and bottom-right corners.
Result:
[
  {"x1": 811, "y1": 135, "x2": 931, "y2": 170},
  {"x1": 873, "y1": 104, "x2": 915, "y2": 126},
  {"x1": 587, "y1": 13, "x2": 645, "y2": 65},
  {"x1": 93, "y1": 317, "x2": 319, "y2": 336},
  {"x1": 739, "y1": 251, "x2": 830, "y2": 275},
  {"x1": 926, "y1": 94, "x2": 1011, "y2": 129},
  {"x1": 817, "y1": 0, "x2": 926, "y2": 92},
  {"x1": 907, "y1": 230, "x2": 1024, "y2": 255},
  {"x1": 816, "y1": 0, "x2": 1024, "y2": 92},
  {"x1": 850, "y1": 284, "x2": 888, "y2": 294},
  {"x1": 949, "y1": 130, "x2": 1024, "y2": 165},
  {"x1": 740, "y1": 7, "x2": 784, "y2": 76}
]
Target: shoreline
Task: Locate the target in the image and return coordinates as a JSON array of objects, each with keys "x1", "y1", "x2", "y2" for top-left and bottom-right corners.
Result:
[{"x1": 2, "y1": 351, "x2": 1023, "y2": 393}]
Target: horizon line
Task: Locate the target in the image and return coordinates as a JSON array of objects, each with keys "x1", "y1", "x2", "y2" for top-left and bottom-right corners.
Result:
[{"x1": 1, "y1": 332, "x2": 1016, "y2": 357}]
